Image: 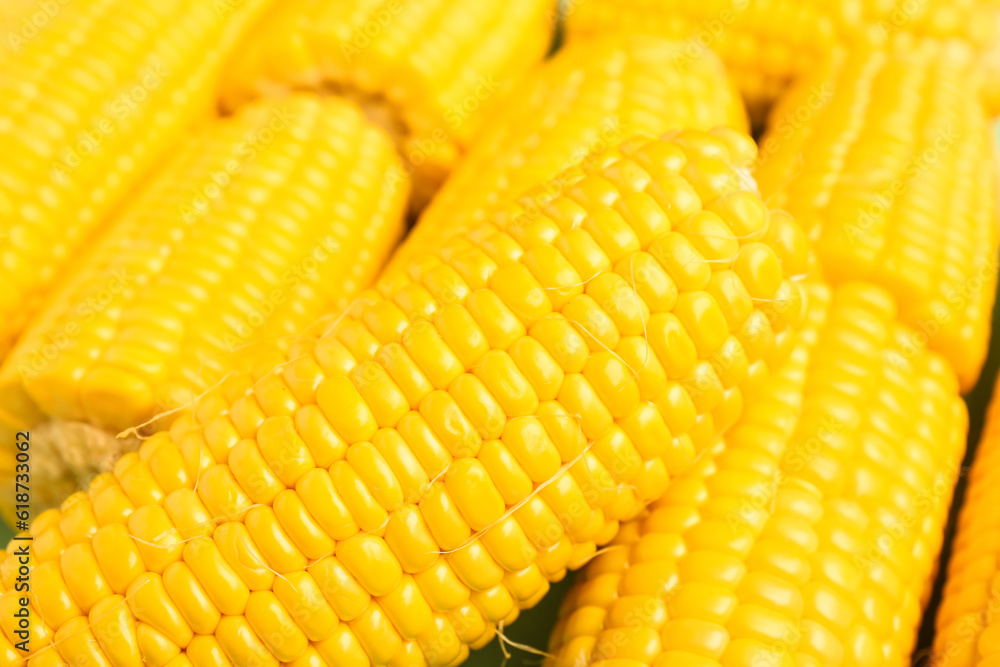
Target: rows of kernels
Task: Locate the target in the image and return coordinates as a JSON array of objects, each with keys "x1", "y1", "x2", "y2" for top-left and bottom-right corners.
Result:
[
  {"x1": 546, "y1": 283, "x2": 967, "y2": 666},
  {"x1": 220, "y1": 0, "x2": 555, "y2": 205},
  {"x1": 0, "y1": 0, "x2": 274, "y2": 359},
  {"x1": 563, "y1": 0, "x2": 837, "y2": 116},
  {"x1": 933, "y1": 381, "x2": 1000, "y2": 665},
  {"x1": 756, "y1": 41, "x2": 1000, "y2": 391},
  {"x1": 392, "y1": 34, "x2": 748, "y2": 268},
  {"x1": 786, "y1": 287, "x2": 965, "y2": 665},
  {"x1": 0, "y1": 130, "x2": 808, "y2": 666},
  {"x1": 0, "y1": 95, "x2": 408, "y2": 513}
]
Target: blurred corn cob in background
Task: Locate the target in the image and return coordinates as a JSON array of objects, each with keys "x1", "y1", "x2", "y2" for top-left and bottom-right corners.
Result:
[
  {"x1": 756, "y1": 41, "x2": 1000, "y2": 391},
  {"x1": 826, "y1": 0, "x2": 997, "y2": 45},
  {"x1": 0, "y1": 129, "x2": 810, "y2": 667},
  {"x1": 829, "y1": 2, "x2": 1000, "y2": 119},
  {"x1": 0, "y1": 0, "x2": 275, "y2": 360},
  {"x1": 563, "y1": 0, "x2": 834, "y2": 119},
  {"x1": 392, "y1": 34, "x2": 748, "y2": 270},
  {"x1": 547, "y1": 282, "x2": 967, "y2": 667},
  {"x1": 0, "y1": 95, "x2": 409, "y2": 518},
  {"x1": 839, "y1": 0, "x2": 1000, "y2": 117},
  {"x1": 562, "y1": 0, "x2": 999, "y2": 119},
  {"x1": 220, "y1": 0, "x2": 555, "y2": 208},
  {"x1": 932, "y1": 377, "x2": 1000, "y2": 666}
]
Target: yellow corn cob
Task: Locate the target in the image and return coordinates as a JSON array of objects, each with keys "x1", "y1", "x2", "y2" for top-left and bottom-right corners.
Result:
[
  {"x1": 219, "y1": 0, "x2": 555, "y2": 208},
  {"x1": 0, "y1": 129, "x2": 809, "y2": 667},
  {"x1": 756, "y1": 40, "x2": 1000, "y2": 391},
  {"x1": 546, "y1": 282, "x2": 967, "y2": 667},
  {"x1": 0, "y1": 94, "x2": 408, "y2": 517},
  {"x1": 932, "y1": 383, "x2": 1000, "y2": 665},
  {"x1": 392, "y1": 34, "x2": 748, "y2": 270},
  {"x1": 562, "y1": 0, "x2": 837, "y2": 118},
  {"x1": 0, "y1": 0, "x2": 275, "y2": 360},
  {"x1": 563, "y1": 0, "x2": 997, "y2": 118}
]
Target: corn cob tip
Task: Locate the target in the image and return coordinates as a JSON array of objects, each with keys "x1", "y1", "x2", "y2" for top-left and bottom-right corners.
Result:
[{"x1": 0, "y1": 93, "x2": 411, "y2": 519}]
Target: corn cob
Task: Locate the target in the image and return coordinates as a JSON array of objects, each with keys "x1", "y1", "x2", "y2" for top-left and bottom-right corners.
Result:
[
  {"x1": 932, "y1": 382, "x2": 1000, "y2": 665},
  {"x1": 219, "y1": 0, "x2": 555, "y2": 208},
  {"x1": 0, "y1": 94, "x2": 409, "y2": 518},
  {"x1": 391, "y1": 34, "x2": 748, "y2": 270},
  {"x1": 562, "y1": 0, "x2": 837, "y2": 118},
  {"x1": 546, "y1": 282, "x2": 967, "y2": 667},
  {"x1": 0, "y1": 0, "x2": 275, "y2": 360},
  {"x1": 755, "y1": 41, "x2": 1000, "y2": 391},
  {"x1": 563, "y1": 0, "x2": 998, "y2": 118},
  {"x1": 0, "y1": 129, "x2": 809, "y2": 667}
]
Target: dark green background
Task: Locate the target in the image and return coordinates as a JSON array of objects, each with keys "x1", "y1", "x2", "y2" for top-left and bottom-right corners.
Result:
[{"x1": 3, "y1": 124, "x2": 998, "y2": 667}]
